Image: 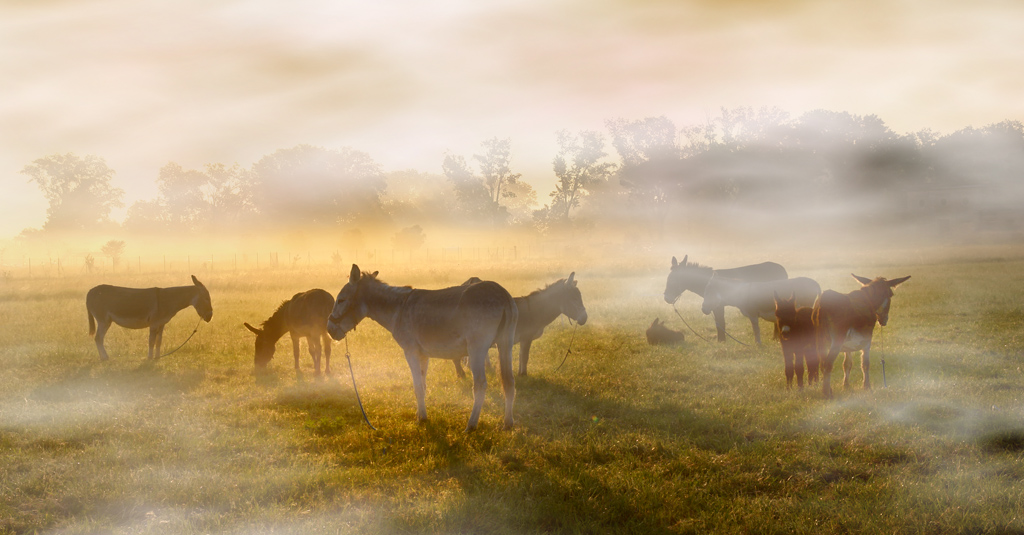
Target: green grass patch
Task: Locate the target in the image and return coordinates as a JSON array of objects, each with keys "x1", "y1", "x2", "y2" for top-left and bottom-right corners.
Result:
[{"x1": 2, "y1": 250, "x2": 1024, "y2": 533}]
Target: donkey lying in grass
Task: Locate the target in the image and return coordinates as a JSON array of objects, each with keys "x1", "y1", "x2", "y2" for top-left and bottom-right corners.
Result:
[
  {"x1": 774, "y1": 292, "x2": 818, "y2": 389},
  {"x1": 244, "y1": 289, "x2": 335, "y2": 376},
  {"x1": 454, "y1": 273, "x2": 588, "y2": 377},
  {"x1": 646, "y1": 318, "x2": 686, "y2": 346},
  {"x1": 701, "y1": 275, "x2": 821, "y2": 345},
  {"x1": 664, "y1": 255, "x2": 788, "y2": 342},
  {"x1": 813, "y1": 274, "x2": 911, "y2": 399},
  {"x1": 86, "y1": 275, "x2": 213, "y2": 360},
  {"x1": 327, "y1": 265, "x2": 517, "y2": 431}
]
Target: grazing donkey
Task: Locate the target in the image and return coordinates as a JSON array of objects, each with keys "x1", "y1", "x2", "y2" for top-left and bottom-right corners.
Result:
[
  {"x1": 664, "y1": 255, "x2": 788, "y2": 342},
  {"x1": 646, "y1": 318, "x2": 686, "y2": 346},
  {"x1": 86, "y1": 275, "x2": 213, "y2": 361},
  {"x1": 773, "y1": 292, "x2": 819, "y2": 389},
  {"x1": 452, "y1": 273, "x2": 588, "y2": 377},
  {"x1": 813, "y1": 274, "x2": 911, "y2": 399},
  {"x1": 244, "y1": 289, "x2": 335, "y2": 376},
  {"x1": 701, "y1": 275, "x2": 821, "y2": 345},
  {"x1": 327, "y1": 265, "x2": 517, "y2": 431}
]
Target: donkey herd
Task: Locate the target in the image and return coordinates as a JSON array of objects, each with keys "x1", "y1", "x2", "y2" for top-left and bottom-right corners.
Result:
[{"x1": 83, "y1": 256, "x2": 909, "y2": 430}]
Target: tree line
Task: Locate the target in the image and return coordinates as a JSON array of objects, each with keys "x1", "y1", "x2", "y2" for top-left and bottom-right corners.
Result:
[{"x1": 19, "y1": 108, "x2": 1024, "y2": 239}]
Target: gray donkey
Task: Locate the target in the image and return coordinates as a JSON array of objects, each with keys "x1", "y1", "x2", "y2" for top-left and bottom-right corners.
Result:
[{"x1": 86, "y1": 275, "x2": 213, "y2": 360}]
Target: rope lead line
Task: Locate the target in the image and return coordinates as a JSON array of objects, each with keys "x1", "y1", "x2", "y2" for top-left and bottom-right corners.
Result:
[
  {"x1": 672, "y1": 302, "x2": 752, "y2": 347},
  {"x1": 879, "y1": 325, "x2": 887, "y2": 388},
  {"x1": 346, "y1": 338, "x2": 377, "y2": 430},
  {"x1": 672, "y1": 303, "x2": 710, "y2": 343},
  {"x1": 158, "y1": 319, "x2": 202, "y2": 358},
  {"x1": 554, "y1": 319, "x2": 578, "y2": 372}
]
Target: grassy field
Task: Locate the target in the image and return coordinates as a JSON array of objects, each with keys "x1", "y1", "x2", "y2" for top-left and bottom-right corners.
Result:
[{"x1": 2, "y1": 245, "x2": 1024, "y2": 534}]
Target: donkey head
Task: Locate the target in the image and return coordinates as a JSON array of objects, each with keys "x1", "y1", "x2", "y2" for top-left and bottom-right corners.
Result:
[
  {"x1": 560, "y1": 272, "x2": 588, "y2": 325},
  {"x1": 243, "y1": 322, "x2": 276, "y2": 368},
  {"x1": 191, "y1": 275, "x2": 213, "y2": 322},
  {"x1": 852, "y1": 274, "x2": 911, "y2": 326},
  {"x1": 327, "y1": 264, "x2": 371, "y2": 340},
  {"x1": 664, "y1": 255, "x2": 688, "y2": 303},
  {"x1": 774, "y1": 291, "x2": 798, "y2": 339}
]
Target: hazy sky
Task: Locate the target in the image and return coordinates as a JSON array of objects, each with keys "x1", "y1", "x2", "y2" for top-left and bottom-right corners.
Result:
[{"x1": 2, "y1": 0, "x2": 1022, "y2": 238}]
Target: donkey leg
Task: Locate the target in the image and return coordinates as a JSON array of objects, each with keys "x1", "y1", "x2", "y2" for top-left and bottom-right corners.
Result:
[
  {"x1": 821, "y1": 342, "x2": 842, "y2": 399},
  {"x1": 292, "y1": 336, "x2": 302, "y2": 375},
  {"x1": 308, "y1": 336, "x2": 322, "y2": 376},
  {"x1": 94, "y1": 319, "x2": 112, "y2": 361},
  {"x1": 148, "y1": 326, "x2": 160, "y2": 359},
  {"x1": 750, "y1": 316, "x2": 762, "y2": 345},
  {"x1": 466, "y1": 345, "x2": 490, "y2": 431},
  {"x1": 518, "y1": 339, "x2": 533, "y2": 377},
  {"x1": 842, "y1": 352, "x2": 854, "y2": 389},
  {"x1": 404, "y1": 351, "x2": 429, "y2": 423},
  {"x1": 860, "y1": 343, "x2": 872, "y2": 390},
  {"x1": 794, "y1": 350, "x2": 805, "y2": 389},
  {"x1": 713, "y1": 307, "x2": 726, "y2": 342},
  {"x1": 453, "y1": 358, "x2": 467, "y2": 380},
  {"x1": 322, "y1": 333, "x2": 332, "y2": 375},
  {"x1": 805, "y1": 345, "x2": 820, "y2": 384},
  {"x1": 154, "y1": 325, "x2": 164, "y2": 359},
  {"x1": 496, "y1": 331, "x2": 516, "y2": 430},
  {"x1": 782, "y1": 345, "x2": 795, "y2": 389}
]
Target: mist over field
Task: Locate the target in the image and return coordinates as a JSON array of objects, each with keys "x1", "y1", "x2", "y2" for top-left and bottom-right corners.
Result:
[{"x1": 3, "y1": 1, "x2": 1024, "y2": 534}]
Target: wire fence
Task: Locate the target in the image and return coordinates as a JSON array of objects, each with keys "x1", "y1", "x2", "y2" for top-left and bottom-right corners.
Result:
[{"x1": 0, "y1": 244, "x2": 595, "y2": 281}]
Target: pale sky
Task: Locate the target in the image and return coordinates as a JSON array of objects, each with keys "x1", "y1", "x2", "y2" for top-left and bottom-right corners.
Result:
[{"x1": 2, "y1": 0, "x2": 1023, "y2": 238}]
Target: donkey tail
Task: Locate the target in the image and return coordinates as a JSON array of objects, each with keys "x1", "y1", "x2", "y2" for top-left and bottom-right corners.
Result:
[{"x1": 88, "y1": 306, "x2": 96, "y2": 336}]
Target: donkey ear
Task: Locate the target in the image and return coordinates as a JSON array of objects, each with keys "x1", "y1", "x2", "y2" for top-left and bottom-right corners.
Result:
[
  {"x1": 371, "y1": 271, "x2": 379, "y2": 278},
  {"x1": 567, "y1": 272, "x2": 575, "y2": 285},
  {"x1": 243, "y1": 322, "x2": 261, "y2": 335},
  {"x1": 681, "y1": 255, "x2": 687, "y2": 265},
  {"x1": 191, "y1": 275, "x2": 201, "y2": 286},
  {"x1": 789, "y1": 292, "x2": 795, "y2": 301},
  {"x1": 888, "y1": 275, "x2": 911, "y2": 288},
  {"x1": 651, "y1": 318, "x2": 659, "y2": 327},
  {"x1": 851, "y1": 274, "x2": 873, "y2": 286},
  {"x1": 350, "y1": 264, "x2": 361, "y2": 284},
  {"x1": 773, "y1": 290, "x2": 781, "y2": 303},
  {"x1": 671, "y1": 256, "x2": 678, "y2": 268}
]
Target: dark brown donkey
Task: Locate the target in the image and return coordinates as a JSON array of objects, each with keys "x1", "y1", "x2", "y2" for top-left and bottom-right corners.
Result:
[
  {"x1": 664, "y1": 255, "x2": 788, "y2": 342},
  {"x1": 86, "y1": 275, "x2": 213, "y2": 360},
  {"x1": 453, "y1": 273, "x2": 588, "y2": 377},
  {"x1": 244, "y1": 289, "x2": 335, "y2": 376},
  {"x1": 813, "y1": 274, "x2": 911, "y2": 398},
  {"x1": 327, "y1": 265, "x2": 517, "y2": 431},
  {"x1": 646, "y1": 318, "x2": 686, "y2": 346},
  {"x1": 773, "y1": 292, "x2": 818, "y2": 389}
]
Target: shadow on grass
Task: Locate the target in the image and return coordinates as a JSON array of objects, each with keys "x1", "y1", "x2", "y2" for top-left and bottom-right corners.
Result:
[
  {"x1": 28, "y1": 360, "x2": 206, "y2": 404},
  {"x1": 517, "y1": 374, "x2": 747, "y2": 453}
]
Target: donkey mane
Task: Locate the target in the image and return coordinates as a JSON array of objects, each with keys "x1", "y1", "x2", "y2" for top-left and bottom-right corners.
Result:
[
  {"x1": 524, "y1": 278, "x2": 566, "y2": 298},
  {"x1": 675, "y1": 260, "x2": 712, "y2": 271},
  {"x1": 261, "y1": 299, "x2": 292, "y2": 331}
]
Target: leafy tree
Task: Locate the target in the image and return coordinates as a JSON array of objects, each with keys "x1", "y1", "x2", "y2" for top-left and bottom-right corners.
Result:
[
  {"x1": 21, "y1": 153, "x2": 124, "y2": 231},
  {"x1": 392, "y1": 224, "x2": 426, "y2": 251},
  {"x1": 474, "y1": 138, "x2": 522, "y2": 204},
  {"x1": 157, "y1": 162, "x2": 210, "y2": 227},
  {"x1": 250, "y1": 145, "x2": 387, "y2": 227},
  {"x1": 381, "y1": 170, "x2": 457, "y2": 225},
  {"x1": 442, "y1": 153, "x2": 508, "y2": 225},
  {"x1": 101, "y1": 240, "x2": 126, "y2": 270},
  {"x1": 606, "y1": 116, "x2": 679, "y2": 167},
  {"x1": 546, "y1": 130, "x2": 616, "y2": 223}
]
